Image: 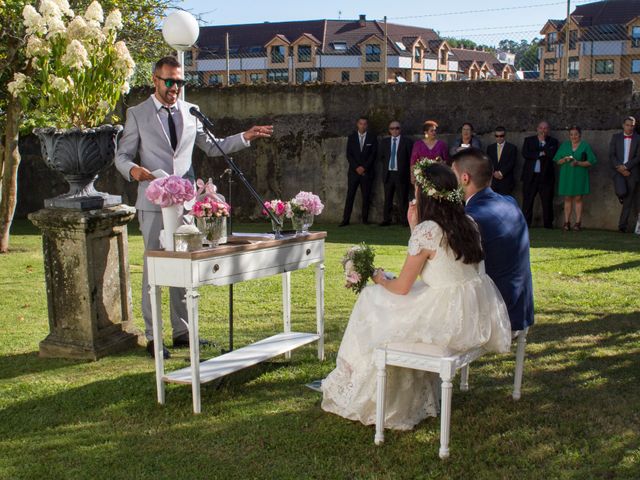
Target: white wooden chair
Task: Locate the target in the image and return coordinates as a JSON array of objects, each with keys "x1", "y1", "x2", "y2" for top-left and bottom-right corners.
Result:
[{"x1": 373, "y1": 328, "x2": 529, "y2": 459}]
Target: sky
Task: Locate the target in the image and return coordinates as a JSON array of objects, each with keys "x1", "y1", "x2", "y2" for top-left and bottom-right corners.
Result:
[{"x1": 176, "y1": 0, "x2": 597, "y2": 46}]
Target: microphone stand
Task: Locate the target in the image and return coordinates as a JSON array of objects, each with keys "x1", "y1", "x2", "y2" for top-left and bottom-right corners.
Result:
[{"x1": 199, "y1": 121, "x2": 282, "y2": 353}]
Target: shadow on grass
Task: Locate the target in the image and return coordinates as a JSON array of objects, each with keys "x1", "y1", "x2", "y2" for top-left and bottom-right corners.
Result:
[
  {"x1": 584, "y1": 260, "x2": 640, "y2": 274},
  {"x1": 0, "y1": 351, "x2": 90, "y2": 380}
]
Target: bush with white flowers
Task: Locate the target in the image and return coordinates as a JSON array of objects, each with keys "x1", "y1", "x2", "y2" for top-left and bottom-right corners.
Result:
[{"x1": 7, "y1": 0, "x2": 135, "y2": 129}]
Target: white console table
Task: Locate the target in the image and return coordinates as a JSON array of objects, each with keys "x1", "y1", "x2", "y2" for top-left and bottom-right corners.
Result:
[{"x1": 146, "y1": 232, "x2": 326, "y2": 413}]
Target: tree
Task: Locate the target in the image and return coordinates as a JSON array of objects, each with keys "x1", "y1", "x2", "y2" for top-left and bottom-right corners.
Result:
[
  {"x1": 0, "y1": 0, "x2": 173, "y2": 253},
  {"x1": 497, "y1": 38, "x2": 541, "y2": 71}
]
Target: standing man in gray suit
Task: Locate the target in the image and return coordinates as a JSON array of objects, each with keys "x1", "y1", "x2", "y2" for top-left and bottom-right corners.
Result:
[
  {"x1": 609, "y1": 116, "x2": 640, "y2": 232},
  {"x1": 116, "y1": 56, "x2": 273, "y2": 358}
]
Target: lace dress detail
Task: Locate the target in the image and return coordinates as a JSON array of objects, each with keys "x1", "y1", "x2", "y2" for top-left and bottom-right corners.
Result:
[{"x1": 322, "y1": 220, "x2": 511, "y2": 430}]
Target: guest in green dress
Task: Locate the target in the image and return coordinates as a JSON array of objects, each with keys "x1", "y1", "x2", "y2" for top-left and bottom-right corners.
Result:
[{"x1": 553, "y1": 126, "x2": 597, "y2": 231}]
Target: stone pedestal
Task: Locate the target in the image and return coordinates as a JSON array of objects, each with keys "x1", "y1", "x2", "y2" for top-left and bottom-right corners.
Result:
[{"x1": 29, "y1": 205, "x2": 141, "y2": 360}]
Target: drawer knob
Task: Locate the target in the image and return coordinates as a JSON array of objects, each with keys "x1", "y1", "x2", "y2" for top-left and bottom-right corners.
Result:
[
  {"x1": 306, "y1": 248, "x2": 311, "y2": 256},
  {"x1": 212, "y1": 264, "x2": 220, "y2": 273}
]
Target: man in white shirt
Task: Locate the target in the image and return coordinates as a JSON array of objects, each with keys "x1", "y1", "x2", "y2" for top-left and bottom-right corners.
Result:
[
  {"x1": 116, "y1": 56, "x2": 273, "y2": 358},
  {"x1": 609, "y1": 116, "x2": 640, "y2": 232}
]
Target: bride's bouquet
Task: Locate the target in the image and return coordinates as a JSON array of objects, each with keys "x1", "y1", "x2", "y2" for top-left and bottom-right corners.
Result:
[{"x1": 342, "y1": 243, "x2": 375, "y2": 294}]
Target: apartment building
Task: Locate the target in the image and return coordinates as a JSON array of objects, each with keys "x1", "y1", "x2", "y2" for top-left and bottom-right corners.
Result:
[
  {"x1": 539, "y1": 0, "x2": 640, "y2": 82},
  {"x1": 187, "y1": 15, "x2": 512, "y2": 86}
]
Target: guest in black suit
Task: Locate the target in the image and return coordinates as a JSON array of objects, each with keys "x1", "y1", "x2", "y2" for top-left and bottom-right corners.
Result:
[
  {"x1": 521, "y1": 121, "x2": 559, "y2": 228},
  {"x1": 340, "y1": 116, "x2": 378, "y2": 226},
  {"x1": 609, "y1": 116, "x2": 640, "y2": 232},
  {"x1": 486, "y1": 126, "x2": 517, "y2": 196},
  {"x1": 378, "y1": 120, "x2": 414, "y2": 226}
]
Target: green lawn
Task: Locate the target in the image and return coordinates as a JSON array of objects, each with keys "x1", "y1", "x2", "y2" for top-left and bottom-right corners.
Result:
[{"x1": 0, "y1": 220, "x2": 639, "y2": 480}]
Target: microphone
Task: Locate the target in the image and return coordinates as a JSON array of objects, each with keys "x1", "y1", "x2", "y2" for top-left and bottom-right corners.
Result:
[{"x1": 189, "y1": 106, "x2": 215, "y2": 132}]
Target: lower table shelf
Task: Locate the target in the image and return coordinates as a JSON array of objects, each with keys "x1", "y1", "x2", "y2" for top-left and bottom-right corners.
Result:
[{"x1": 163, "y1": 332, "x2": 321, "y2": 385}]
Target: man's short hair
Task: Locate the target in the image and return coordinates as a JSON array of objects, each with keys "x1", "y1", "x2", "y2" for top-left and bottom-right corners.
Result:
[
  {"x1": 451, "y1": 148, "x2": 493, "y2": 188},
  {"x1": 357, "y1": 116, "x2": 369, "y2": 123},
  {"x1": 154, "y1": 56, "x2": 182, "y2": 73},
  {"x1": 495, "y1": 126, "x2": 506, "y2": 133},
  {"x1": 624, "y1": 116, "x2": 636, "y2": 125}
]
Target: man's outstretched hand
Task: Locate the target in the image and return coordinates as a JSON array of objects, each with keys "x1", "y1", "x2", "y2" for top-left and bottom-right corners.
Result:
[{"x1": 243, "y1": 125, "x2": 274, "y2": 142}]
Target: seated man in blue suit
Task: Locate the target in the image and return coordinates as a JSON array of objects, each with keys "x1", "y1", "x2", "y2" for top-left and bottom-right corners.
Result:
[{"x1": 451, "y1": 148, "x2": 534, "y2": 332}]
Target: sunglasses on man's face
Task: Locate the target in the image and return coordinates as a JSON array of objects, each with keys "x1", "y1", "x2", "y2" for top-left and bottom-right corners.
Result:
[
  {"x1": 156, "y1": 76, "x2": 186, "y2": 88},
  {"x1": 495, "y1": 134, "x2": 505, "y2": 138},
  {"x1": 389, "y1": 127, "x2": 400, "y2": 130}
]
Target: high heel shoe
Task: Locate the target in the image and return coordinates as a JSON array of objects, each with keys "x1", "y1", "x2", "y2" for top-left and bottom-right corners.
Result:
[
  {"x1": 563, "y1": 222, "x2": 571, "y2": 231},
  {"x1": 572, "y1": 222, "x2": 581, "y2": 231}
]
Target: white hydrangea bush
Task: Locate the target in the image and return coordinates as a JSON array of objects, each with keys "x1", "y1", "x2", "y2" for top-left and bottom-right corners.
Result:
[{"x1": 8, "y1": 0, "x2": 135, "y2": 129}]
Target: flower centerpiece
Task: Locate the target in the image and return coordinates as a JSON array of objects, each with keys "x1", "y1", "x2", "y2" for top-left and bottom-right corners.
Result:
[
  {"x1": 263, "y1": 200, "x2": 287, "y2": 238},
  {"x1": 285, "y1": 191, "x2": 324, "y2": 235},
  {"x1": 190, "y1": 178, "x2": 229, "y2": 246},
  {"x1": 8, "y1": 0, "x2": 135, "y2": 209},
  {"x1": 342, "y1": 243, "x2": 375, "y2": 294},
  {"x1": 145, "y1": 176, "x2": 195, "y2": 250}
]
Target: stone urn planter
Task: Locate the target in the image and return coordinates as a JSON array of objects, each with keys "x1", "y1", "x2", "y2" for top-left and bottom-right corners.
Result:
[{"x1": 34, "y1": 124, "x2": 123, "y2": 210}]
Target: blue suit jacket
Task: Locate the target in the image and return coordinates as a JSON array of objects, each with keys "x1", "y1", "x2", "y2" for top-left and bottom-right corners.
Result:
[{"x1": 466, "y1": 188, "x2": 534, "y2": 331}]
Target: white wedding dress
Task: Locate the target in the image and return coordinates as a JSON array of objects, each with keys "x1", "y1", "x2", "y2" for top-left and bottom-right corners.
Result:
[{"x1": 321, "y1": 220, "x2": 512, "y2": 430}]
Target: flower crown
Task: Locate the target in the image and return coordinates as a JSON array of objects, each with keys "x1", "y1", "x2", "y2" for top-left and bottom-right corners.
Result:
[{"x1": 413, "y1": 158, "x2": 464, "y2": 204}]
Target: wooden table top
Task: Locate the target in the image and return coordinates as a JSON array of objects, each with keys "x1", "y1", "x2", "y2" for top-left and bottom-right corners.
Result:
[{"x1": 146, "y1": 232, "x2": 327, "y2": 260}]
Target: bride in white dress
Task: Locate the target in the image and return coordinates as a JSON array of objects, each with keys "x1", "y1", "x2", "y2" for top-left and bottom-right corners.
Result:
[{"x1": 322, "y1": 161, "x2": 512, "y2": 430}]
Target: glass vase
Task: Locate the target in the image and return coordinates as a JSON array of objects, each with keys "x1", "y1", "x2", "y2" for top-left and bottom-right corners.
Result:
[
  {"x1": 196, "y1": 216, "x2": 226, "y2": 246},
  {"x1": 271, "y1": 216, "x2": 284, "y2": 239},
  {"x1": 291, "y1": 212, "x2": 314, "y2": 235}
]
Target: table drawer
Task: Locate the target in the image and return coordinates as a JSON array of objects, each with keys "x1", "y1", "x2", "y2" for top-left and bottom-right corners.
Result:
[{"x1": 196, "y1": 240, "x2": 323, "y2": 285}]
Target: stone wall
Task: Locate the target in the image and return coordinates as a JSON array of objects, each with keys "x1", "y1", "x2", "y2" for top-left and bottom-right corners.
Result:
[{"x1": 16, "y1": 80, "x2": 640, "y2": 230}]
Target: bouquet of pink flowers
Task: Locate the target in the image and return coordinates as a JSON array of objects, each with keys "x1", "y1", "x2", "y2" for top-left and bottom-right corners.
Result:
[
  {"x1": 263, "y1": 199, "x2": 287, "y2": 217},
  {"x1": 145, "y1": 175, "x2": 195, "y2": 207},
  {"x1": 191, "y1": 198, "x2": 231, "y2": 218},
  {"x1": 286, "y1": 191, "x2": 324, "y2": 217},
  {"x1": 342, "y1": 243, "x2": 375, "y2": 294}
]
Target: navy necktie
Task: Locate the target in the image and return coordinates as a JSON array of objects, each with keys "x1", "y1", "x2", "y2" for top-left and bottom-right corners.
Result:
[
  {"x1": 389, "y1": 138, "x2": 397, "y2": 171},
  {"x1": 162, "y1": 106, "x2": 177, "y2": 150}
]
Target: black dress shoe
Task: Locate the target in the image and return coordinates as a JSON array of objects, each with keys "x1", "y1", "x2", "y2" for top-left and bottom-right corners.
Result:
[
  {"x1": 379, "y1": 221, "x2": 391, "y2": 227},
  {"x1": 146, "y1": 341, "x2": 170, "y2": 359},
  {"x1": 619, "y1": 227, "x2": 627, "y2": 233},
  {"x1": 172, "y1": 333, "x2": 214, "y2": 348},
  {"x1": 338, "y1": 221, "x2": 349, "y2": 227}
]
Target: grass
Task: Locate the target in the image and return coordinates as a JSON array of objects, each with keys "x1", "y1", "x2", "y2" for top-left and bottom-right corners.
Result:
[{"x1": 0, "y1": 220, "x2": 639, "y2": 480}]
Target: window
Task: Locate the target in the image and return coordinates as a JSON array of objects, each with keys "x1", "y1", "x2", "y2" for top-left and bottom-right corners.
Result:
[
  {"x1": 295, "y1": 68, "x2": 319, "y2": 83},
  {"x1": 569, "y1": 30, "x2": 578, "y2": 50},
  {"x1": 437, "y1": 73, "x2": 446, "y2": 81},
  {"x1": 632, "y1": 60, "x2": 640, "y2": 74},
  {"x1": 184, "y1": 72, "x2": 199, "y2": 85},
  {"x1": 332, "y1": 42, "x2": 347, "y2": 51},
  {"x1": 365, "y1": 44, "x2": 381, "y2": 62},
  {"x1": 184, "y1": 51, "x2": 193, "y2": 67},
  {"x1": 544, "y1": 58, "x2": 557, "y2": 79},
  {"x1": 595, "y1": 59, "x2": 614, "y2": 74},
  {"x1": 208, "y1": 74, "x2": 222, "y2": 85},
  {"x1": 633, "y1": 27, "x2": 640, "y2": 48},
  {"x1": 341, "y1": 71, "x2": 350, "y2": 82},
  {"x1": 267, "y1": 69, "x2": 288, "y2": 83},
  {"x1": 395, "y1": 41, "x2": 407, "y2": 51},
  {"x1": 413, "y1": 72, "x2": 420, "y2": 82},
  {"x1": 364, "y1": 70, "x2": 379, "y2": 82},
  {"x1": 449, "y1": 73, "x2": 457, "y2": 81},
  {"x1": 414, "y1": 48, "x2": 421, "y2": 63},
  {"x1": 229, "y1": 74, "x2": 240, "y2": 85},
  {"x1": 298, "y1": 45, "x2": 312, "y2": 62},
  {"x1": 425, "y1": 72, "x2": 432, "y2": 82},
  {"x1": 271, "y1": 45, "x2": 286, "y2": 63},
  {"x1": 568, "y1": 57, "x2": 579, "y2": 79},
  {"x1": 547, "y1": 32, "x2": 557, "y2": 52},
  {"x1": 249, "y1": 73, "x2": 263, "y2": 84},
  {"x1": 248, "y1": 46, "x2": 264, "y2": 54},
  {"x1": 440, "y1": 49, "x2": 447, "y2": 65}
]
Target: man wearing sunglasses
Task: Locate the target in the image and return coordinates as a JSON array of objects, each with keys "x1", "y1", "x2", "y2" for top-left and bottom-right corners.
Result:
[
  {"x1": 486, "y1": 126, "x2": 517, "y2": 196},
  {"x1": 116, "y1": 56, "x2": 273, "y2": 359}
]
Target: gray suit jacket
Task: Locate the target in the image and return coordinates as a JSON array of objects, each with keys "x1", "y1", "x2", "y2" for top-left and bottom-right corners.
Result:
[{"x1": 115, "y1": 96, "x2": 248, "y2": 211}]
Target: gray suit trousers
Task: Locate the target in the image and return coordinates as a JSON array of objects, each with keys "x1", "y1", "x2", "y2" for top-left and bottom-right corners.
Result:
[{"x1": 139, "y1": 210, "x2": 188, "y2": 341}]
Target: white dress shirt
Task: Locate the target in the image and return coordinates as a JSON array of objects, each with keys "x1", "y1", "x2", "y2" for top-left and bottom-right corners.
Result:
[
  {"x1": 624, "y1": 136, "x2": 632, "y2": 164},
  {"x1": 151, "y1": 94, "x2": 183, "y2": 149},
  {"x1": 358, "y1": 132, "x2": 367, "y2": 151}
]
